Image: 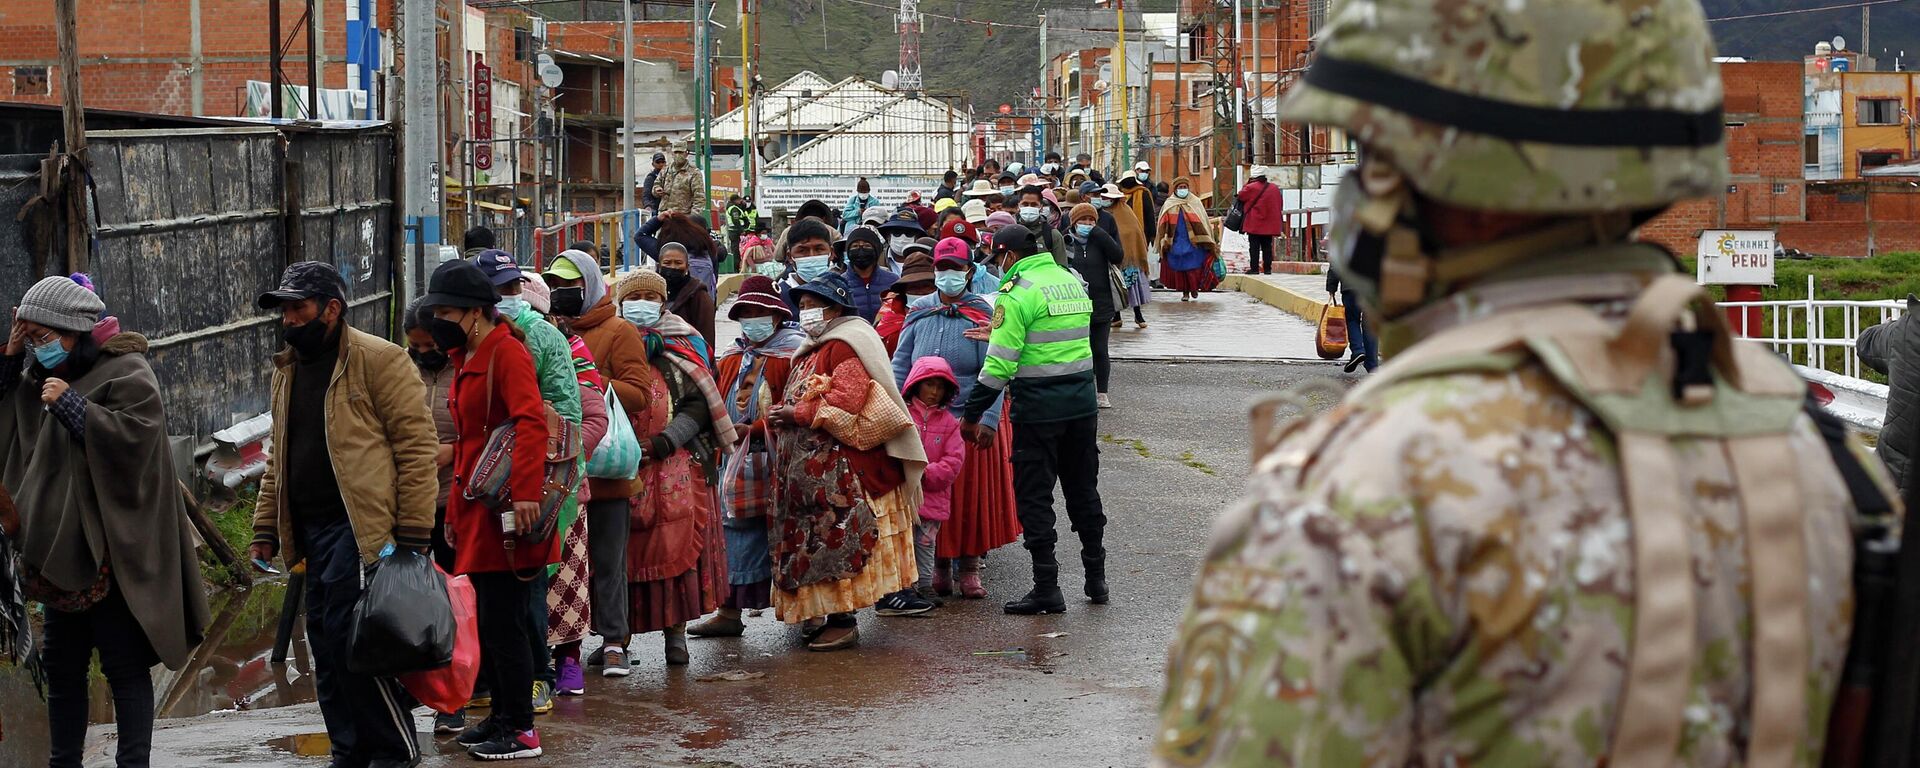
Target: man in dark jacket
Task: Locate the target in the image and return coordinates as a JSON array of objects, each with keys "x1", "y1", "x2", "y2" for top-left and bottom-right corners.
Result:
[
  {"x1": 641, "y1": 152, "x2": 666, "y2": 213},
  {"x1": 1857, "y1": 296, "x2": 1920, "y2": 485},
  {"x1": 837, "y1": 225, "x2": 899, "y2": 322}
]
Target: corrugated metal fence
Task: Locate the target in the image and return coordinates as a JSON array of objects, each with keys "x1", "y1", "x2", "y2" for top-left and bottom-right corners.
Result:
[{"x1": 2, "y1": 124, "x2": 395, "y2": 441}]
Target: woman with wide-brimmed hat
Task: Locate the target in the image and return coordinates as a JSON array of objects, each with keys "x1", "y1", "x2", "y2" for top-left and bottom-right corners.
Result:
[
  {"x1": 766, "y1": 274, "x2": 926, "y2": 650},
  {"x1": 688, "y1": 276, "x2": 808, "y2": 637}
]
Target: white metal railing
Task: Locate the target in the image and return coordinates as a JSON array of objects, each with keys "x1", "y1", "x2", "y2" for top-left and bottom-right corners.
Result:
[{"x1": 1715, "y1": 274, "x2": 1907, "y2": 381}]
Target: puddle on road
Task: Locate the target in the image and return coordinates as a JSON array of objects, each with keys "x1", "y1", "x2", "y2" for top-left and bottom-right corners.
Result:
[
  {"x1": 267, "y1": 732, "x2": 334, "y2": 757},
  {"x1": 0, "y1": 578, "x2": 319, "y2": 765}
]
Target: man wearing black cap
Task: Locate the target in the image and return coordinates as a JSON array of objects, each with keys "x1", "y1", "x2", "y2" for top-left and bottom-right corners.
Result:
[
  {"x1": 250, "y1": 262, "x2": 438, "y2": 768},
  {"x1": 840, "y1": 224, "x2": 901, "y2": 323},
  {"x1": 962, "y1": 227, "x2": 1107, "y2": 616},
  {"x1": 641, "y1": 151, "x2": 666, "y2": 214}
]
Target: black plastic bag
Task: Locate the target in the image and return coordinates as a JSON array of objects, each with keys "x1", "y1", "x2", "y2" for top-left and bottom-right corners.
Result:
[{"x1": 347, "y1": 551, "x2": 454, "y2": 676}]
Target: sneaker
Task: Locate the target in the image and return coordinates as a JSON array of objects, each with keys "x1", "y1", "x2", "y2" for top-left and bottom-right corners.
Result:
[
  {"x1": 433, "y1": 710, "x2": 466, "y2": 735},
  {"x1": 601, "y1": 646, "x2": 630, "y2": 678},
  {"x1": 555, "y1": 657, "x2": 586, "y2": 696},
  {"x1": 454, "y1": 717, "x2": 502, "y2": 747},
  {"x1": 531, "y1": 681, "x2": 555, "y2": 715},
  {"x1": 1344, "y1": 356, "x2": 1366, "y2": 373},
  {"x1": 469, "y1": 729, "x2": 543, "y2": 761},
  {"x1": 1096, "y1": 393, "x2": 1112, "y2": 409},
  {"x1": 875, "y1": 589, "x2": 935, "y2": 617},
  {"x1": 916, "y1": 585, "x2": 946, "y2": 606}
]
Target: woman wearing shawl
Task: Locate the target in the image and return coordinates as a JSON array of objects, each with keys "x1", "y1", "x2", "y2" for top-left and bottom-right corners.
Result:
[
  {"x1": 541, "y1": 248, "x2": 654, "y2": 682},
  {"x1": 891, "y1": 240, "x2": 1019, "y2": 600},
  {"x1": 688, "y1": 277, "x2": 807, "y2": 637},
  {"x1": 634, "y1": 212, "x2": 724, "y2": 296},
  {"x1": 609, "y1": 269, "x2": 736, "y2": 666},
  {"x1": 768, "y1": 273, "x2": 926, "y2": 652},
  {"x1": 1096, "y1": 183, "x2": 1154, "y2": 329},
  {"x1": 0, "y1": 275, "x2": 209, "y2": 767},
  {"x1": 1155, "y1": 177, "x2": 1221, "y2": 301}
]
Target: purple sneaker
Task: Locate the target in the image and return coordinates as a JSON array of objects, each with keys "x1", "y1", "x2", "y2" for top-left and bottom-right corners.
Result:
[{"x1": 556, "y1": 657, "x2": 586, "y2": 696}]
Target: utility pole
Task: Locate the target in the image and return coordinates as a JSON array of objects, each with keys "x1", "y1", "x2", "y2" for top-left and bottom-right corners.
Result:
[
  {"x1": 1116, "y1": 0, "x2": 1130, "y2": 169},
  {"x1": 269, "y1": 0, "x2": 283, "y2": 118},
  {"x1": 306, "y1": 0, "x2": 319, "y2": 118},
  {"x1": 696, "y1": 0, "x2": 713, "y2": 224},
  {"x1": 741, "y1": 0, "x2": 754, "y2": 204},
  {"x1": 1038, "y1": 13, "x2": 1049, "y2": 160},
  {"x1": 1250, "y1": 0, "x2": 1261, "y2": 165},
  {"x1": 399, "y1": 0, "x2": 441, "y2": 302},
  {"x1": 1232, "y1": 0, "x2": 1245, "y2": 187},
  {"x1": 53, "y1": 0, "x2": 89, "y2": 272},
  {"x1": 621, "y1": 0, "x2": 636, "y2": 214}
]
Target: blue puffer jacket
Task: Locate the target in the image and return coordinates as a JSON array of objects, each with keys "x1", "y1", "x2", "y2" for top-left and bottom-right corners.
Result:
[{"x1": 842, "y1": 267, "x2": 899, "y2": 323}]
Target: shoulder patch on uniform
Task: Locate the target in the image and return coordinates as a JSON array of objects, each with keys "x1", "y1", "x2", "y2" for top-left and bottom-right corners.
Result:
[{"x1": 992, "y1": 304, "x2": 1006, "y2": 329}]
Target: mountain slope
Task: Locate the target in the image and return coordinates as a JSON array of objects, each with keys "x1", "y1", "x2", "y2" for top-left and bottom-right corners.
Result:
[{"x1": 1705, "y1": 0, "x2": 1920, "y2": 65}]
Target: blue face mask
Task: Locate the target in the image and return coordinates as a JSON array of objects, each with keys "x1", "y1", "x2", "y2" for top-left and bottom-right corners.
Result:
[
  {"x1": 496, "y1": 297, "x2": 528, "y2": 317},
  {"x1": 740, "y1": 317, "x2": 777, "y2": 343},
  {"x1": 756, "y1": 261, "x2": 787, "y2": 280},
  {"x1": 621, "y1": 299, "x2": 662, "y2": 328},
  {"x1": 32, "y1": 338, "x2": 68, "y2": 369},
  {"x1": 1175, "y1": 188, "x2": 1191, "y2": 199},
  {"x1": 1074, "y1": 223, "x2": 1094, "y2": 238},
  {"x1": 934, "y1": 270, "x2": 969, "y2": 297},
  {"x1": 1091, "y1": 198, "x2": 1112, "y2": 209},
  {"x1": 999, "y1": 186, "x2": 1016, "y2": 198},
  {"x1": 794, "y1": 255, "x2": 832, "y2": 281}
]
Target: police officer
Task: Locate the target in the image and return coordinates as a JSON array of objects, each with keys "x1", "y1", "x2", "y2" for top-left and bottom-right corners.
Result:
[
  {"x1": 962, "y1": 226, "x2": 1107, "y2": 616},
  {"x1": 1155, "y1": 0, "x2": 1880, "y2": 764}
]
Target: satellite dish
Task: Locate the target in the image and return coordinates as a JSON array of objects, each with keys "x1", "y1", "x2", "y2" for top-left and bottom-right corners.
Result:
[
  {"x1": 539, "y1": 62, "x2": 564, "y2": 89},
  {"x1": 881, "y1": 70, "x2": 900, "y2": 89},
  {"x1": 536, "y1": 53, "x2": 555, "y2": 68},
  {"x1": 1834, "y1": 35, "x2": 1848, "y2": 52}
]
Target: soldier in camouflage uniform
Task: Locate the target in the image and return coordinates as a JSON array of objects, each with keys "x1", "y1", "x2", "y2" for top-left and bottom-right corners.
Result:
[
  {"x1": 1155, "y1": 0, "x2": 1891, "y2": 766},
  {"x1": 653, "y1": 143, "x2": 704, "y2": 217}
]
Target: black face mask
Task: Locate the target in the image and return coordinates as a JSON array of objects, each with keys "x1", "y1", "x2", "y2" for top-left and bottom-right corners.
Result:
[
  {"x1": 550, "y1": 287, "x2": 586, "y2": 317},
  {"x1": 661, "y1": 267, "x2": 691, "y2": 295},
  {"x1": 283, "y1": 317, "x2": 335, "y2": 359},
  {"x1": 848, "y1": 249, "x2": 880, "y2": 270},
  {"x1": 410, "y1": 348, "x2": 449, "y2": 372},
  {"x1": 426, "y1": 315, "x2": 469, "y2": 353}
]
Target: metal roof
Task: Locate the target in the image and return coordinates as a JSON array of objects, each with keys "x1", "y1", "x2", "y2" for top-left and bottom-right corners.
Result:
[
  {"x1": 1864, "y1": 161, "x2": 1920, "y2": 177},
  {"x1": 706, "y1": 70, "x2": 838, "y2": 142},
  {"x1": 762, "y1": 95, "x2": 970, "y2": 176}
]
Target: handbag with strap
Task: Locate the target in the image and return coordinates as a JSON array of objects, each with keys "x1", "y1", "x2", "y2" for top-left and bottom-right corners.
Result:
[
  {"x1": 461, "y1": 349, "x2": 582, "y2": 545},
  {"x1": 584, "y1": 386, "x2": 641, "y2": 480},
  {"x1": 1224, "y1": 182, "x2": 1273, "y2": 233},
  {"x1": 1316, "y1": 300, "x2": 1350, "y2": 360},
  {"x1": 813, "y1": 378, "x2": 914, "y2": 452}
]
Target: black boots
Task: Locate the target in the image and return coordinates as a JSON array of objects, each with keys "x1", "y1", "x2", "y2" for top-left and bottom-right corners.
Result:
[
  {"x1": 1084, "y1": 554, "x2": 1109, "y2": 605},
  {"x1": 1005, "y1": 562, "x2": 1067, "y2": 615},
  {"x1": 1004, "y1": 586, "x2": 1068, "y2": 615}
]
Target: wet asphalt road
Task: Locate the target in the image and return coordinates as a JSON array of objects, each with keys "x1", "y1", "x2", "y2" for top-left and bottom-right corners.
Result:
[{"x1": 46, "y1": 291, "x2": 1347, "y2": 768}]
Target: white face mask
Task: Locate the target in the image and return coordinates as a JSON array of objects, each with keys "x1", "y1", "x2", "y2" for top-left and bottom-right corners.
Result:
[
  {"x1": 888, "y1": 234, "x2": 915, "y2": 256},
  {"x1": 799, "y1": 307, "x2": 828, "y2": 333}
]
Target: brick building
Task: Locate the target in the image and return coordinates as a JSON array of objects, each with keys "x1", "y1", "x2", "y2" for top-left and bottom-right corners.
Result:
[
  {"x1": 0, "y1": 0, "x2": 389, "y2": 118},
  {"x1": 1639, "y1": 61, "x2": 1809, "y2": 256}
]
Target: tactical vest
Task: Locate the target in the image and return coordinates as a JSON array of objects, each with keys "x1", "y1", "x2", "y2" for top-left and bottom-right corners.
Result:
[{"x1": 1248, "y1": 274, "x2": 1827, "y2": 768}]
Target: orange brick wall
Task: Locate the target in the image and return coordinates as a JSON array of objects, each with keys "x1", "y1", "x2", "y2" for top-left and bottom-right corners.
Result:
[{"x1": 0, "y1": 0, "x2": 398, "y2": 116}]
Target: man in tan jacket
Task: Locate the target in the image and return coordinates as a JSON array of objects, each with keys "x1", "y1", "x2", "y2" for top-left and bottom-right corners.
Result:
[
  {"x1": 652, "y1": 143, "x2": 704, "y2": 216},
  {"x1": 249, "y1": 261, "x2": 439, "y2": 768}
]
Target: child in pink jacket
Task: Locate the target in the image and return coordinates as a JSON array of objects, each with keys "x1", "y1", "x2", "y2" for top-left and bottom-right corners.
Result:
[{"x1": 904, "y1": 356, "x2": 967, "y2": 603}]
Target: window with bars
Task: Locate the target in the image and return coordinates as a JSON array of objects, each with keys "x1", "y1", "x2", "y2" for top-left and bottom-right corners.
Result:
[{"x1": 1308, "y1": 0, "x2": 1330, "y2": 42}]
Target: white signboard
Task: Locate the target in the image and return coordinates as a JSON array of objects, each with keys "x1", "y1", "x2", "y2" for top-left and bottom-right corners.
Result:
[
  {"x1": 1696, "y1": 230, "x2": 1777, "y2": 285},
  {"x1": 757, "y1": 175, "x2": 944, "y2": 216}
]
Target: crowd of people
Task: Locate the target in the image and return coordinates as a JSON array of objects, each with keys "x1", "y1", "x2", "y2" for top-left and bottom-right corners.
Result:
[{"x1": 0, "y1": 148, "x2": 1246, "y2": 766}]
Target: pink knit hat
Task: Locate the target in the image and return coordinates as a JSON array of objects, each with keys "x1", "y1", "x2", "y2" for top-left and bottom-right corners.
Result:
[
  {"x1": 933, "y1": 237, "x2": 972, "y2": 268},
  {"x1": 520, "y1": 276, "x2": 552, "y2": 314},
  {"x1": 982, "y1": 210, "x2": 1017, "y2": 233}
]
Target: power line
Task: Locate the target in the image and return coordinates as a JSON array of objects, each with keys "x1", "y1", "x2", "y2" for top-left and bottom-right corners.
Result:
[{"x1": 1708, "y1": 0, "x2": 1907, "y2": 22}]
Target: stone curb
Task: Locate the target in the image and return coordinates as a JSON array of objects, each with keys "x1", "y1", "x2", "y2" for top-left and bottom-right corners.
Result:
[{"x1": 1221, "y1": 274, "x2": 1330, "y2": 322}]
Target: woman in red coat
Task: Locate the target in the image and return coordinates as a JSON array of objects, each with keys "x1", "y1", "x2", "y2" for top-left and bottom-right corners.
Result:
[
  {"x1": 424, "y1": 259, "x2": 554, "y2": 761},
  {"x1": 1234, "y1": 166, "x2": 1288, "y2": 275}
]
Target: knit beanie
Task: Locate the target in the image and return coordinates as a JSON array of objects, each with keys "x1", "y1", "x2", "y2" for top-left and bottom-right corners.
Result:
[
  {"x1": 521, "y1": 276, "x2": 552, "y2": 314},
  {"x1": 843, "y1": 225, "x2": 885, "y2": 252},
  {"x1": 615, "y1": 269, "x2": 668, "y2": 302},
  {"x1": 1070, "y1": 203, "x2": 1099, "y2": 224},
  {"x1": 19, "y1": 274, "x2": 104, "y2": 333}
]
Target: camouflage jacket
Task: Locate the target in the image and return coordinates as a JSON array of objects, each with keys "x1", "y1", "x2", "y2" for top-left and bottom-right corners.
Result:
[
  {"x1": 654, "y1": 162, "x2": 703, "y2": 215},
  {"x1": 1155, "y1": 269, "x2": 1876, "y2": 767}
]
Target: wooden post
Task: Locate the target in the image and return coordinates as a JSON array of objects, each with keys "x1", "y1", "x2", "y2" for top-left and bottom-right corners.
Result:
[
  {"x1": 178, "y1": 480, "x2": 253, "y2": 589},
  {"x1": 53, "y1": 0, "x2": 89, "y2": 274},
  {"x1": 306, "y1": 0, "x2": 318, "y2": 119},
  {"x1": 269, "y1": 0, "x2": 283, "y2": 119}
]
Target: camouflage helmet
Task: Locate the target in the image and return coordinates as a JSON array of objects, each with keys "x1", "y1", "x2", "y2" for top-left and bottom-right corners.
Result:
[{"x1": 1279, "y1": 0, "x2": 1727, "y2": 214}]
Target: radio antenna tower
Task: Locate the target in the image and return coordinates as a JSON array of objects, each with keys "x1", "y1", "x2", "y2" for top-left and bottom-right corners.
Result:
[{"x1": 897, "y1": 0, "x2": 924, "y2": 92}]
